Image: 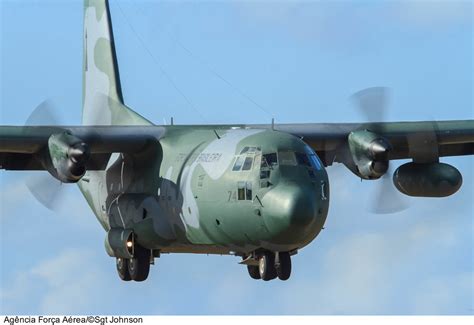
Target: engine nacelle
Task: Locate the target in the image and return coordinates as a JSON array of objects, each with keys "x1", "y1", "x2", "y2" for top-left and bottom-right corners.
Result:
[
  {"x1": 348, "y1": 130, "x2": 392, "y2": 179},
  {"x1": 393, "y1": 162, "x2": 462, "y2": 197},
  {"x1": 46, "y1": 132, "x2": 90, "y2": 183}
]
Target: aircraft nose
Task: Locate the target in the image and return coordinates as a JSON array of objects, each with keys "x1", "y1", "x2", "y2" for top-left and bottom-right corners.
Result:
[
  {"x1": 284, "y1": 186, "x2": 316, "y2": 227},
  {"x1": 262, "y1": 183, "x2": 317, "y2": 231}
]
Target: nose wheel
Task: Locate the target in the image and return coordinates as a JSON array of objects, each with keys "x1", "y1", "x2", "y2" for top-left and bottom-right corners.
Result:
[
  {"x1": 275, "y1": 252, "x2": 291, "y2": 281},
  {"x1": 259, "y1": 251, "x2": 278, "y2": 281},
  {"x1": 247, "y1": 251, "x2": 292, "y2": 281},
  {"x1": 247, "y1": 265, "x2": 261, "y2": 279}
]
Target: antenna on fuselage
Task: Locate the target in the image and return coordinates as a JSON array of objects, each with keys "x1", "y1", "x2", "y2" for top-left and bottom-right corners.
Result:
[
  {"x1": 171, "y1": 117, "x2": 174, "y2": 126},
  {"x1": 271, "y1": 118, "x2": 275, "y2": 130}
]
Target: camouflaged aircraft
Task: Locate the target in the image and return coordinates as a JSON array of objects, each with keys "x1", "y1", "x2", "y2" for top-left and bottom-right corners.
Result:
[{"x1": 1, "y1": 0, "x2": 473, "y2": 282}]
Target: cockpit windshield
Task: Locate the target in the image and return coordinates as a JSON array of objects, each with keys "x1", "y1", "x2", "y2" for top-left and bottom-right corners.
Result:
[
  {"x1": 260, "y1": 148, "x2": 322, "y2": 170},
  {"x1": 261, "y1": 153, "x2": 278, "y2": 168},
  {"x1": 279, "y1": 151, "x2": 297, "y2": 166},
  {"x1": 304, "y1": 145, "x2": 322, "y2": 170}
]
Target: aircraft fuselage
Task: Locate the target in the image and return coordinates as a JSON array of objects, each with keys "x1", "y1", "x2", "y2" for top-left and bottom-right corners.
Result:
[{"x1": 79, "y1": 127, "x2": 330, "y2": 256}]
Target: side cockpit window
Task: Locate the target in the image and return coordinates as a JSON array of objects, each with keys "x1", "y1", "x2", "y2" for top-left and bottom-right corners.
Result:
[
  {"x1": 242, "y1": 157, "x2": 254, "y2": 171},
  {"x1": 232, "y1": 156, "x2": 245, "y2": 171},
  {"x1": 233, "y1": 146, "x2": 260, "y2": 172},
  {"x1": 237, "y1": 181, "x2": 253, "y2": 200},
  {"x1": 238, "y1": 182, "x2": 246, "y2": 200}
]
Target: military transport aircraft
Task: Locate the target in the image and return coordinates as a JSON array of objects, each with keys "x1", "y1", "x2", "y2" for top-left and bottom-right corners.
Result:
[{"x1": 1, "y1": 0, "x2": 473, "y2": 282}]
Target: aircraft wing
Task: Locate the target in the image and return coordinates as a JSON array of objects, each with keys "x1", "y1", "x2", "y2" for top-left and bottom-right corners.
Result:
[
  {"x1": 0, "y1": 125, "x2": 165, "y2": 171},
  {"x1": 269, "y1": 120, "x2": 474, "y2": 166},
  {"x1": 1, "y1": 120, "x2": 473, "y2": 176}
]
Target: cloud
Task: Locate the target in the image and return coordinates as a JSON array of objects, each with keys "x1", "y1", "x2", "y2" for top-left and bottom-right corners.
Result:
[{"x1": 1, "y1": 248, "x2": 106, "y2": 314}]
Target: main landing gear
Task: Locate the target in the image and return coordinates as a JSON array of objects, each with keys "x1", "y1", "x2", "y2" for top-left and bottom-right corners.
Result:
[
  {"x1": 116, "y1": 244, "x2": 151, "y2": 282},
  {"x1": 247, "y1": 251, "x2": 292, "y2": 281}
]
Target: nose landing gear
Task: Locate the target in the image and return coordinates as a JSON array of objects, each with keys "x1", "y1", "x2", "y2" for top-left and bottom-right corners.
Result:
[
  {"x1": 275, "y1": 251, "x2": 291, "y2": 281},
  {"x1": 259, "y1": 251, "x2": 277, "y2": 281},
  {"x1": 245, "y1": 251, "x2": 292, "y2": 281},
  {"x1": 247, "y1": 265, "x2": 261, "y2": 279}
]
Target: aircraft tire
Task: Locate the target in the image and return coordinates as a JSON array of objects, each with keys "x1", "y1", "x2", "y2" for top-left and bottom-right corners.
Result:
[
  {"x1": 259, "y1": 252, "x2": 277, "y2": 281},
  {"x1": 128, "y1": 245, "x2": 151, "y2": 282},
  {"x1": 247, "y1": 265, "x2": 261, "y2": 279},
  {"x1": 116, "y1": 257, "x2": 131, "y2": 281},
  {"x1": 276, "y1": 252, "x2": 291, "y2": 281}
]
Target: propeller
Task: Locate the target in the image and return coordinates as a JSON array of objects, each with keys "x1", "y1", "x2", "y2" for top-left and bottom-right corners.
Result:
[
  {"x1": 24, "y1": 100, "x2": 66, "y2": 212},
  {"x1": 23, "y1": 93, "x2": 126, "y2": 211},
  {"x1": 25, "y1": 172, "x2": 65, "y2": 211},
  {"x1": 350, "y1": 87, "x2": 410, "y2": 214}
]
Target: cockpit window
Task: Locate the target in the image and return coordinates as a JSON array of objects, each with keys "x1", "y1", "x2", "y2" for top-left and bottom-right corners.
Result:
[
  {"x1": 240, "y1": 146, "x2": 261, "y2": 155},
  {"x1": 308, "y1": 154, "x2": 322, "y2": 170},
  {"x1": 279, "y1": 151, "x2": 297, "y2": 166},
  {"x1": 232, "y1": 156, "x2": 245, "y2": 171},
  {"x1": 304, "y1": 146, "x2": 322, "y2": 170},
  {"x1": 295, "y1": 152, "x2": 311, "y2": 167},
  {"x1": 242, "y1": 157, "x2": 254, "y2": 171},
  {"x1": 262, "y1": 153, "x2": 278, "y2": 167},
  {"x1": 233, "y1": 147, "x2": 261, "y2": 172}
]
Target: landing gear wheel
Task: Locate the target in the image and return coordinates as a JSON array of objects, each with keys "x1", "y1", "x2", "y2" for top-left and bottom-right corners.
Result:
[
  {"x1": 116, "y1": 257, "x2": 131, "y2": 281},
  {"x1": 128, "y1": 245, "x2": 151, "y2": 282},
  {"x1": 276, "y1": 252, "x2": 291, "y2": 281},
  {"x1": 247, "y1": 265, "x2": 261, "y2": 280},
  {"x1": 259, "y1": 252, "x2": 277, "y2": 281}
]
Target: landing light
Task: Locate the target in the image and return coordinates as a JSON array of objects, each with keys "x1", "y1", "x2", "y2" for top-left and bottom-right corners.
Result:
[{"x1": 126, "y1": 241, "x2": 133, "y2": 248}]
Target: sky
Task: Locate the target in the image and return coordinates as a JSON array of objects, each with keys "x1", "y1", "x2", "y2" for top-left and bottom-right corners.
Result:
[{"x1": 0, "y1": 0, "x2": 473, "y2": 315}]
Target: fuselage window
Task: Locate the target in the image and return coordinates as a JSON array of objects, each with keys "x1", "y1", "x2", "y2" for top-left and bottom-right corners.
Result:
[
  {"x1": 242, "y1": 156, "x2": 254, "y2": 171},
  {"x1": 233, "y1": 156, "x2": 245, "y2": 171}
]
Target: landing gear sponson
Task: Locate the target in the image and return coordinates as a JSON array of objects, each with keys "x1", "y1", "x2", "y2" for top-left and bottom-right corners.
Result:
[{"x1": 245, "y1": 251, "x2": 292, "y2": 281}]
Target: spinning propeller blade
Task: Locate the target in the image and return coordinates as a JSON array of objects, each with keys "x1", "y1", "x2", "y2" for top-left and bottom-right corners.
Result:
[
  {"x1": 351, "y1": 87, "x2": 410, "y2": 214},
  {"x1": 24, "y1": 100, "x2": 65, "y2": 211}
]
